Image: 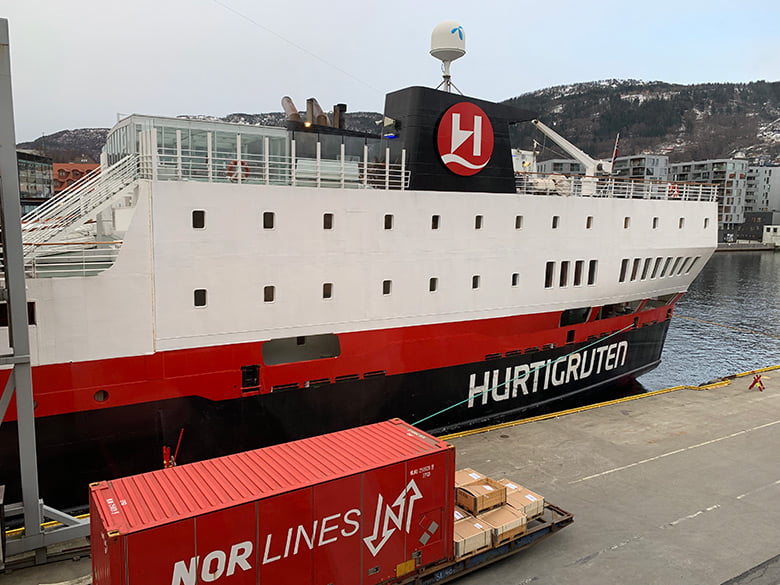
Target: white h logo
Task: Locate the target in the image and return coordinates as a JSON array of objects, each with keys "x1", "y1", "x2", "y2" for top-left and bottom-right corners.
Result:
[{"x1": 450, "y1": 113, "x2": 482, "y2": 156}]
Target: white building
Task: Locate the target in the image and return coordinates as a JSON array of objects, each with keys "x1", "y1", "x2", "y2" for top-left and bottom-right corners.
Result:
[
  {"x1": 669, "y1": 158, "x2": 749, "y2": 232},
  {"x1": 613, "y1": 155, "x2": 669, "y2": 181},
  {"x1": 536, "y1": 159, "x2": 584, "y2": 175},
  {"x1": 746, "y1": 164, "x2": 780, "y2": 212}
]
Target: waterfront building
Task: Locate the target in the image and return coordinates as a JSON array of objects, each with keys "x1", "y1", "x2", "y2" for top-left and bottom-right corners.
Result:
[
  {"x1": 669, "y1": 158, "x2": 749, "y2": 234},
  {"x1": 613, "y1": 155, "x2": 669, "y2": 181},
  {"x1": 53, "y1": 162, "x2": 100, "y2": 194},
  {"x1": 536, "y1": 158, "x2": 584, "y2": 175},
  {"x1": 746, "y1": 164, "x2": 780, "y2": 213},
  {"x1": 735, "y1": 211, "x2": 780, "y2": 241},
  {"x1": 17, "y1": 150, "x2": 54, "y2": 215}
]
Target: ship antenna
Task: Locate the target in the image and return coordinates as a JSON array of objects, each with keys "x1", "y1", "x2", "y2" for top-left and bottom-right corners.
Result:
[{"x1": 430, "y1": 21, "x2": 466, "y2": 93}]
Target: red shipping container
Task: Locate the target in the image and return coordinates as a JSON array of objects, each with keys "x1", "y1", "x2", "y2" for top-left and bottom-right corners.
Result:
[{"x1": 90, "y1": 419, "x2": 455, "y2": 585}]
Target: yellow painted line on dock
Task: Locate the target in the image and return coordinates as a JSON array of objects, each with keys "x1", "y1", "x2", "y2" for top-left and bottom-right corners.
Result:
[{"x1": 439, "y1": 364, "x2": 780, "y2": 441}]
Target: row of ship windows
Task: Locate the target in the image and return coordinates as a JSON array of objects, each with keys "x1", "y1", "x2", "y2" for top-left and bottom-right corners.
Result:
[
  {"x1": 191, "y1": 211, "x2": 711, "y2": 231},
  {"x1": 193, "y1": 272, "x2": 538, "y2": 307},
  {"x1": 619, "y1": 255, "x2": 701, "y2": 282}
]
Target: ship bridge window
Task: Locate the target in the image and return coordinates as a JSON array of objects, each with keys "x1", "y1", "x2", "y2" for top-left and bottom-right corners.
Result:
[
  {"x1": 659, "y1": 257, "x2": 673, "y2": 277},
  {"x1": 619, "y1": 259, "x2": 629, "y2": 282},
  {"x1": 262, "y1": 334, "x2": 341, "y2": 365},
  {"x1": 560, "y1": 307, "x2": 590, "y2": 327},
  {"x1": 0, "y1": 302, "x2": 37, "y2": 326},
  {"x1": 573, "y1": 261, "x2": 584, "y2": 285}
]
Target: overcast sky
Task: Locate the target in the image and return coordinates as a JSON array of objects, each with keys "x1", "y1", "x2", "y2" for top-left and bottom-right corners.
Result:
[{"x1": 3, "y1": 0, "x2": 779, "y2": 142}]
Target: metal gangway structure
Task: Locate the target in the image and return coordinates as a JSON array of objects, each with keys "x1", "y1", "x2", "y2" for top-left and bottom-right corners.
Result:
[{"x1": 0, "y1": 18, "x2": 89, "y2": 566}]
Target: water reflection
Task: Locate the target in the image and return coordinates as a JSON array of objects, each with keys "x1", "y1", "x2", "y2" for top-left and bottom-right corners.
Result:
[{"x1": 639, "y1": 252, "x2": 780, "y2": 391}]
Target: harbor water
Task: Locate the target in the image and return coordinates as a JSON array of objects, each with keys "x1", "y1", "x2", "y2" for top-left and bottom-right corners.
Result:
[{"x1": 639, "y1": 251, "x2": 780, "y2": 390}]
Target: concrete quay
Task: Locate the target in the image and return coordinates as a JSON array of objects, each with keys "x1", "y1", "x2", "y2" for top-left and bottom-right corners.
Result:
[
  {"x1": 3, "y1": 366, "x2": 779, "y2": 584},
  {"x1": 450, "y1": 366, "x2": 780, "y2": 585}
]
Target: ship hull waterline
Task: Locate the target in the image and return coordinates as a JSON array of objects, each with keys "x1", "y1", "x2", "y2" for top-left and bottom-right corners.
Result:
[{"x1": 0, "y1": 319, "x2": 668, "y2": 510}]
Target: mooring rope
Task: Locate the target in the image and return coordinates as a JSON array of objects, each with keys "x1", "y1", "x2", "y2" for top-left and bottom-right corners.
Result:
[{"x1": 412, "y1": 323, "x2": 633, "y2": 426}]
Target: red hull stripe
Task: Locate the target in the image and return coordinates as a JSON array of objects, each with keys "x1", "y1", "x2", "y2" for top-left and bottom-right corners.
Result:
[{"x1": 2, "y1": 304, "x2": 675, "y2": 422}]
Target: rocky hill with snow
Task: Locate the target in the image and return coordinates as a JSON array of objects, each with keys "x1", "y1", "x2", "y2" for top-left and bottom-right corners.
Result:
[
  {"x1": 18, "y1": 80, "x2": 780, "y2": 164},
  {"x1": 505, "y1": 79, "x2": 780, "y2": 163}
]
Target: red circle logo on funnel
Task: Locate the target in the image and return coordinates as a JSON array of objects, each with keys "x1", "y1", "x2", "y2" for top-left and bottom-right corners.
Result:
[{"x1": 436, "y1": 102, "x2": 494, "y2": 176}]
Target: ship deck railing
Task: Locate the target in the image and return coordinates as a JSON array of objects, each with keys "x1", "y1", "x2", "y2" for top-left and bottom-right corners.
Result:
[
  {"x1": 134, "y1": 144, "x2": 411, "y2": 191},
  {"x1": 515, "y1": 172, "x2": 718, "y2": 201}
]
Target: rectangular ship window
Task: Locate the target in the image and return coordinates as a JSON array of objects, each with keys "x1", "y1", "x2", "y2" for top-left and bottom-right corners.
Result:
[
  {"x1": 192, "y1": 210, "x2": 205, "y2": 229},
  {"x1": 511, "y1": 273, "x2": 519, "y2": 287},
  {"x1": 472, "y1": 275, "x2": 480, "y2": 289},
  {"x1": 322, "y1": 282, "x2": 333, "y2": 299},
  {"x1": 651, "y1": 257, "x2": 663, "y2": 279},
  {"x1": 659, "y1": 257, "x2": 673, "y2": 277},
  {"x1": 704, "y1": 218, "x2": 710, "y2": 229},
  {"x1": 475, "y1": 215, "x2": 483, "y2": 229},
  {"x1": 559, "y1": 261, "x2": 569, "y2": 287},
  {"x1": 652, "y1": 217, "x2": 659, "y2": 229},
  {"x1": 573, "y1": 261, "x2": 584, "y2": 286},
  {"x1": 263, "y1": 211, "x2": 275, "y2": 229},
  {"x1": 262, "y1": 334, "x2": 341, "y2": 365},
  {"x1": 631, "y1": 258, "x2": 641, "y2": 281},
  {"x1": 431, "y1": 214, "x2": 440, "y2": 229},
  {"x1": 429, "y1": 277, "x2": 438, "y2": 292},
  {"x1": 0, "y1": 302, "x2": 37, "y2": 326},
  {"x1": 382, "y1": 280, "x2": 392, "y2": 295},
  {"x1": 641, "y1": 258, "x2": 652, "y2": 280},
  {"x1": 686, "y1": 257, "x2": 700, "y2": 274},
  {"x1": 194, "y1": 289, "x2": 207, "y2": 307},
  {"x1": 323, "y1": 213, "x2": 334, "y2": 230},
  {"x1": 241, "y1": 365, "x2": 260, "y2": 389},
  {"x1": 619, "y1": 259, "x2": 629, "y2": 283},
  {"x1": 679, "y1": 217, "x2": 685, "y2": 229},
  {"x1": 586, "y1": 216, "x2": 593, "y2": 229},
  {"x1": 515, "y1": 215, "x2": 523, "y2": 229},
  {"x1": 384, "y1": 214, "x2": 393, "y2": 230},
  {"x1": 264, "y1": 285, "x2": 275, "y2": 302},
  {"x1": 552, "y1": 216, "x2": 560, "y2": 229},
  {"x1": 545, "y1": 262, "x2": 555, "y2": 288},
  {"x1": 624, "y1": 216, "x2": 631, "y2": 229},
  {"x1": 587, "y1": 260, "x2": 598, "y2": 285}
]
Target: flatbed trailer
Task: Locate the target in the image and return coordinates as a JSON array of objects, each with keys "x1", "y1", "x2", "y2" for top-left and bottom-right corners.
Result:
[{"x1": 399, "y1": 502, "x2": 574, "y2": 585}]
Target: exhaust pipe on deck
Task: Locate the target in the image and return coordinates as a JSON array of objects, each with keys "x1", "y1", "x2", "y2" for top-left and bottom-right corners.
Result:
[{"x1": 281, "y1": 96, "x2": 301, "y2": 122}]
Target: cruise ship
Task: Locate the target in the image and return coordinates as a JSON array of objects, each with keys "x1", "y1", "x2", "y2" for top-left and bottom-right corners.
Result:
[{"x1": 0, "y1": 66, "x2": 718, "y2": 510}]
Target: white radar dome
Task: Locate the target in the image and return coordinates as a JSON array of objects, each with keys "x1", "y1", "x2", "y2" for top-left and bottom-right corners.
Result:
[{"x1": 430, "y1": 20, "x2": 466, "y2": 64}]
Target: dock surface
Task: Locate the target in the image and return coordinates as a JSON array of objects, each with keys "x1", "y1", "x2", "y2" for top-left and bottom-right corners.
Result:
[
  {"x1": 450, "y1": 368, "x2": 780, "y2": 585},
  {"x1": 3, "y1": 369, "x2": 779, "y2": 584}
]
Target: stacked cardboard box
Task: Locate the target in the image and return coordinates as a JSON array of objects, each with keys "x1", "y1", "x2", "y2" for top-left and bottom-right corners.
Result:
[
  {"x1": 456, "y1": 477, "x2": 507, "y2": 514},
  {"x1": 453, "y1": 516, "x2": 491, "y2": 558},
  {"x1": 476, "y1": 505, "x2": 527, "y2": 545},
  {"x1": 454, "y1": 468, "x2": 486, "y2": 488},
  {"x1": 500, "y1": 479, "x2": 545, "y2": 518}
]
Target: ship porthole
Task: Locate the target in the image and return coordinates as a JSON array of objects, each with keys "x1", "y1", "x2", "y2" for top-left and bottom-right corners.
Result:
[{"x1": 94, "y1": 390, "x2": 109, "y2": 402}]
